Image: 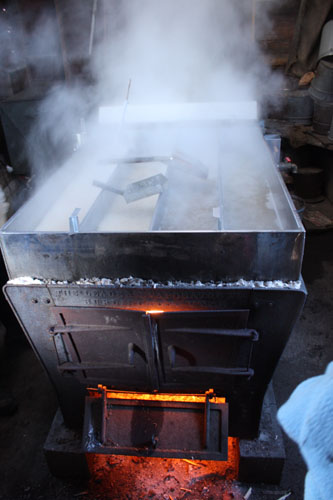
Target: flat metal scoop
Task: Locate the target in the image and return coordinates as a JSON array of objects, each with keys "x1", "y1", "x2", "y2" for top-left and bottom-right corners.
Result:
[{"x1": 93, "y1": 173, "x2": 167, "y2": 203}]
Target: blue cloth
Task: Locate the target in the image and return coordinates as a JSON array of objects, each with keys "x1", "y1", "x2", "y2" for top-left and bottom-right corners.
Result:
[{"x1": 277, "y1": 362, "x2": 333, "y2": 500}]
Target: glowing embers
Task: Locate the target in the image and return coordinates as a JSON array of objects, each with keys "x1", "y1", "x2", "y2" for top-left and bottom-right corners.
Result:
[
  {"x1": 87, "y1": 439, "x2": 240, "y2": 499},
  {"x1": 87, "y1": 388, "x2": 226, "y2": 404},
  {"x1": 146, "y1": 310, "x2": 165, "y2": 315}
]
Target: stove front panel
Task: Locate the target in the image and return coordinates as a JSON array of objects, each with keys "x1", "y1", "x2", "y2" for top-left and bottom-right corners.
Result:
[{"x1": 4, "y1": 283, "x2": 306, "y2": 438}]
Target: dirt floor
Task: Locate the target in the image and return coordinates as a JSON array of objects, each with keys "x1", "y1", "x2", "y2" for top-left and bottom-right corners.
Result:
[{"x1": 0, "y1": 223, "x2": 332, "y2": 500}]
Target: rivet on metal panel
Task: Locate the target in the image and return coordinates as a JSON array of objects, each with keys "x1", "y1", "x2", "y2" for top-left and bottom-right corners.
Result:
[
  {"x1": 151, "y1": 434, "x2": 158, "y2": 449},
  {"x1": 31, "y1": 298, "x2": 38, "y2": 304}
]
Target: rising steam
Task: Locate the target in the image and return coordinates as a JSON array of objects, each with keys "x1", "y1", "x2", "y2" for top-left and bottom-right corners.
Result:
[
  {"x1": 94, "y1": 0, "x2": 280, "y2": 105},
  {"x1": 27, "y1": 0, "x2": 284, "y2": 172},
  {"x1": 5, "y1": 1, "x2": 292, "y2": 233}
]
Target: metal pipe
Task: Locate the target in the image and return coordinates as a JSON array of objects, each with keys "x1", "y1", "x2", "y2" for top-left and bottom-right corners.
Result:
[{"x1": 88, "y1": 0, "x2": 98, "y2": 56}]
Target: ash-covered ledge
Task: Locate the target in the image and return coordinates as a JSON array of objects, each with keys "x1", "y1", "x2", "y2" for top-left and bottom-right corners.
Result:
[{"x1": 7, "y1": 276, "x2": 303, "y2": 290}]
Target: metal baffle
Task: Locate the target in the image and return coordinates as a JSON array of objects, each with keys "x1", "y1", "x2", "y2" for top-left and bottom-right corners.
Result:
[{"x1": 217, "y1": 150, "x2": 225, "y2": 230}]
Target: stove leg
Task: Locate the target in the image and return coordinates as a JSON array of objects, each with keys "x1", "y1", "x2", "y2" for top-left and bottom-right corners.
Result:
[
  {"x1": 238, "y1": 383, "x2": 285, "y2": 484},
  {"x1": 44, "y1": 408, "x2": 89, "y2": 478}
]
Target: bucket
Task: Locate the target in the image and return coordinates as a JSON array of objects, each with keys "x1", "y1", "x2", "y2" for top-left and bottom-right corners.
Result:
[
  {"x1": 312, "y1": 100, "x2": 333, "y2": 134},
  {"x1": 293, "y1": 167, "x2": 324, "y2": 200},
  {"x1": 318, "y1": 20, "x2": 333, "y2": 63},
  {"x1": 309, "y1": 60, "x2": 333, "y2": 103},
  {"x1": 287, "y1": 90, "x2": 313, "y2": 125}
]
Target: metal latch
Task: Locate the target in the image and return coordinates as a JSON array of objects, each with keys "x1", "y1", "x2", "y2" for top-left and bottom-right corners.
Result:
[{"x1": 204, "y1": 388, "x2": 215, "y2": 450}]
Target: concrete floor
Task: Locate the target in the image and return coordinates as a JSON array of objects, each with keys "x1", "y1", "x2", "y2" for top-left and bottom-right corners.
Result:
[
  {"x1": 274, "y1": 228, "x2": 333, "y2": 498},
  {"x1": 0, "y1": 228, "x2": 332, "y2": 500}
]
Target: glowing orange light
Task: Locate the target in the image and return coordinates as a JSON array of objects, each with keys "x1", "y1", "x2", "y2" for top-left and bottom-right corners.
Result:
[
  {"x1": 115, "y1": 303, "x2": 208, "y2": 312},
  {"x1": 86, "y1": 389, "x2": 239, "y2": 496},
  {"x1": 88, "y1": 388, "x2": 226, "y2": 404},
  {"x1": 87, "y1": 438, "x2": 240, "y2": 498}
]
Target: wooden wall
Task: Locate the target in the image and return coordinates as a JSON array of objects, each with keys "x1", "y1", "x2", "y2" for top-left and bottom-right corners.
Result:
[
  {"x1": 0, "y1": 0, "x2": 302, "y2": 97},
  {"x1": 256, "y1": 0, "x2": 301, "y2": 68}
]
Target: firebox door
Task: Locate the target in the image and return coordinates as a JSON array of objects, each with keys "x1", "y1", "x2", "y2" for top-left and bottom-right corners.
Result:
[
  {"x1": 51, "y1": 307, "x2": 258, "y2": 395},
  {"x1": 154, "y1": 310, "x2": 258, "y2": 392}
]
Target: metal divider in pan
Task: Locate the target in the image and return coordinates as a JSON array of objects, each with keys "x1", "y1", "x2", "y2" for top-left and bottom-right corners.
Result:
[
  {"x1": 217, "y1": 151, "x2": 224, "y2": 231},
  {"x1": 81, "y1": 155, "x2": 210, "y2": 232},
  {"x1": 79, "y1": 163, "x2": 132, "y2": 231},
  {"x1": 150, "y1": 156, "x2": 199, "y2": 231},
  {"x1": 80, "y1": 160, "x2": 169, "y2": 232},
  {"x1": 93, "y1": 173, "x2": 168, "y2": 204},
  {"x1": 150, "y1": 189, "x2": 169, "y2": 231}
]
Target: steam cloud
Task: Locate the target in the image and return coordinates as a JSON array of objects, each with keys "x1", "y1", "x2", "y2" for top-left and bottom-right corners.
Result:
[
  {"x1": 27, "y1": 0, "x2": 284, "y2": 171},
  {"x1": 94, "y1": 0, "x2": 280, "y2": 105},
  {"x1": 4, "y1": 1, "x2": 291, "y2": 233}
]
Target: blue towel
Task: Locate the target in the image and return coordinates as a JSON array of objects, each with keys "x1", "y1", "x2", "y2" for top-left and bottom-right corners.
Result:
[{"x1": 277, "y1": 362, "x2": 333, "y2": 500}]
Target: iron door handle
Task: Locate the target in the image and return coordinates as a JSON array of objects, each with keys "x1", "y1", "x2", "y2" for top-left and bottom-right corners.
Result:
[
  {"x1": 167, "y1": 345, "x2": 254, "y2": 377},
  {"x1": 128, "y1": 343, "x2": 148, "y2": 365},
  {"x1": 170, "y1": 366, "x2": 254, "y2": 377}
]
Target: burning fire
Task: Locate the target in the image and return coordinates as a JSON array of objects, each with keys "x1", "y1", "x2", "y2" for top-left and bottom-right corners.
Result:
[
  {"x1": 87, "y1": 438, "x2": 240, "y2": 499},
  {"x1": 86, "y1": 389, "x2": 239, "y2": 498}
]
